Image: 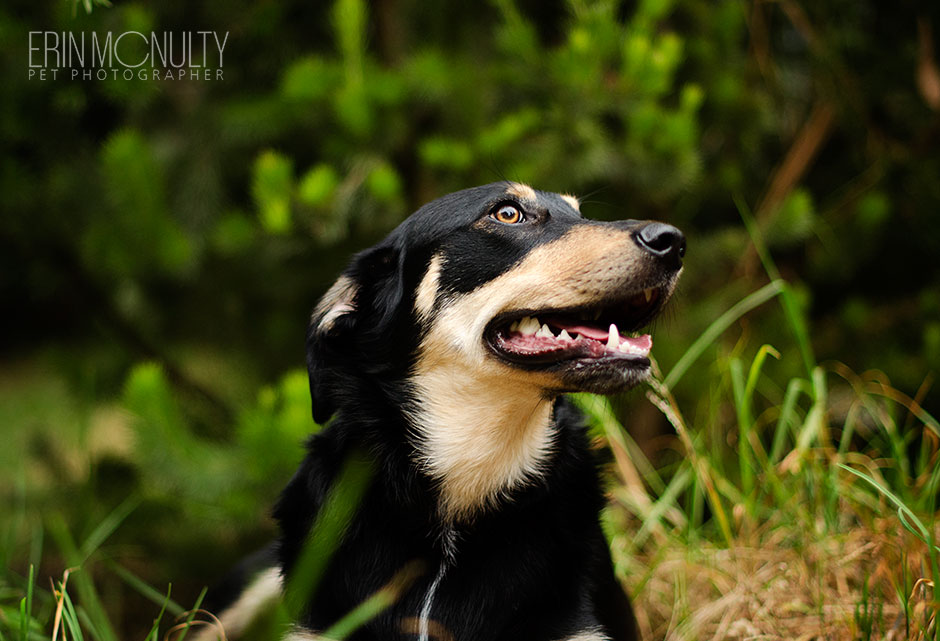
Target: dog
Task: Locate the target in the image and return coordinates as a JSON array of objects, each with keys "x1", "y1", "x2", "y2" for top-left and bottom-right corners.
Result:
[{"x1": 202, "y1": 182, "x2": 685, "y2": 641}]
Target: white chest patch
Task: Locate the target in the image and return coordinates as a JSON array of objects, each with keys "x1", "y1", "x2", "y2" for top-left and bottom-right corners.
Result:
[
  {"x1": 409, "y1": 256, "x2": 558, "y2": 519},
  {"x1": 409, "y1": 363, "x2": 556, "y2": 521}
]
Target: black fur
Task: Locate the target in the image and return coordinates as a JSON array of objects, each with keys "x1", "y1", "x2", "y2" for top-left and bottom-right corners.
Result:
[{"x1": 275, "y1": 401, "x2": 635, "y2": 641}]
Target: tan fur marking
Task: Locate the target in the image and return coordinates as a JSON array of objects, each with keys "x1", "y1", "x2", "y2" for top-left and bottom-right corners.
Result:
[
  {"x1": 312, "y1": 274, "x2": 357, "y2": 333},
  {"x1": 411, "y1": 225, "x2": 678, "y2": 521},
  {"x1": 400, "y1": 617, "x2": 456, "y2": 640},
  {"x1": 282, "y1": 629, "x2": 319, "y2": 641},
  {"x1": 506, "y1": 181, "x2": 537, "y2": 202},
  {"x1": 411, "y1": 363, "x2": 555, "y2": 521},
  {"x1": 556, "y1": 630, "x2": 610, "y2": 641},
  {"x1": 414, "y1": 254, "x2": 443, "y2": 321},
  {"x1": 561, "y1": 193, "x2": 581, "y2": 211}
]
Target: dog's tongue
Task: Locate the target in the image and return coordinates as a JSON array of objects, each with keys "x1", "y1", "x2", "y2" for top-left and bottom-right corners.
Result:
[
  {"x1": 550, "y1": 321, "x2": 609, "y2": 341},
  {"x1": 545, "y1": 317, "x2": 653, "y2": 353},
  {"x1": 618, "y1": 333, "x2": 652, "y2": 352}
]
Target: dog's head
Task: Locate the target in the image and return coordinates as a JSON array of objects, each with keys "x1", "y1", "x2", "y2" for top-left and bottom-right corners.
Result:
[
  {"x1": 307, "y1": 182, "x2": 684, "y2": 518},
  {"x1": 307, "y1": 181, "x2": 684, "y2": 423}
]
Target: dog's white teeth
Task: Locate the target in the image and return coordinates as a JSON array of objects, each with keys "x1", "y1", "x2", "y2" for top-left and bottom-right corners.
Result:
[
  {"x1": 644, "y1": 288, "x2": 653, "y2": 302},
  {"x1": 618, "y1": 340, "x2": 637, "y2": 354},
  {"x1": 509, "y1": 320, "x2": 520, "y2": 332},
  {"x1": 518, "y1": 316, "x2": 539, "y2": 335},
  {"x1": 606, "y1": 324, "x2": 619, "y2": 349},
  {"x1": 536, "y1": 324, "x2": 554, "y2": 339},
  {"x1": 558, "y1": 329, "x2": 572, "y2": 341}
]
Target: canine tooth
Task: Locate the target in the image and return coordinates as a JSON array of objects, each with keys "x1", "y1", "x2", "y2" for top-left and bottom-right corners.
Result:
[
  {"x1": 644, "y1": 288, "x2": 653, "y2": 302},
  {"x1": 606, "y1": 324, "x2": 619, "y2": 349},
  {"x1": 558, "y1": 329, "x2": 571, "y2": 341},
  {"x1": 519, "y1": 317, "x2": 538, "y2": 335}
]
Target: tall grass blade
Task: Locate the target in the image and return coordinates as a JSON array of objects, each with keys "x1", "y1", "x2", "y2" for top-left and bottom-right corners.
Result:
[
  {"x1": 631, "y1": 466, "x2": 692, "y2": 550},
  {"x1": 572, "y1": 393, "x2": 664, "y2": 493},
  {"x1": 838, "y1": 464, "x2": 938, "y2": 552},
  {"x1": 283, "y1": 451, "x2": 374, "y2": 621},
  {"x1": 781, "y1": 368, "x2": 828, "y2": 475},
  {"x1": 645, "y1": 376, "x2": 733, "y2": 547},
  {"x1": 734, "y1": 194, "x2": 816, "y2": 377},
  {"x1": 17, "y1": 565, "x2": 33, "y2": 641},
  {"x1": 79, "y1": 496, "x2": 140, "y2": 563},
  {"x1": 664, "y1": 280, "x2": 785, "y2": 390},
  {"x1": 143, "y1": 585, "x2": 172, "y2": 641},
  {"x1": 60, "y1": 589, "x2": 84, "y2": 641},
  {"x1": 729, "y1": 357, "x2": 754, "y2": 502},
  {"x1": 744, "y1": 344, "x2": 780, "y2": 401},
  {"x1": 171, "y1": 586, "x2": 207, "y2": 641},
  {"x1": 105, "y1": 559, "x2": 185, "y2": 617},
  {"x1": 320, "y1": 561, "x2": 423, "y2": 640},
  {"x1": 48, "y1": 519, "x2": 118, "y2": 641},
  {"x1": 866, "y1": 382, "x2": 940, "y2": 438}
]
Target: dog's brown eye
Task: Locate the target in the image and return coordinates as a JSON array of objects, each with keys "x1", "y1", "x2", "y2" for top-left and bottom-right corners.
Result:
[{"x1": 492, "y1": 204, "x2": 524, "y2": 225}]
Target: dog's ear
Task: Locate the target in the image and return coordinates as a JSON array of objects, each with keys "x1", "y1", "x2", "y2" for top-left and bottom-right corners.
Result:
[
  {"x1": 306, "y1": 244, "x2": 404, "y2": 424},
  {"x1": 310, "y1": 274, "x2": 359, "y2": 337},
  {"x1": 307, "y1": 274, "x2": 358, "y2": 424}
]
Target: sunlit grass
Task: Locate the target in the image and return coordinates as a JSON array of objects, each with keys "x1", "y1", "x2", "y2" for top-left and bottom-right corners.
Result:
[{"x1": 579, "y1": 352, "x2": 939, "y2": 640}]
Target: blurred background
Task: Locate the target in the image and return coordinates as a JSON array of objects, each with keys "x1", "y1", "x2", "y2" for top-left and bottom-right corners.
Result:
[{"x1": 2, "y1": 0, "x2": 939, "y2": 638}]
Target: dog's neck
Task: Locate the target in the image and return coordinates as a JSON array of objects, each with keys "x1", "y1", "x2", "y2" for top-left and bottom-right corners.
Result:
[{"x1": 408, "y1": 363, "x2": 557, "y2": 522}]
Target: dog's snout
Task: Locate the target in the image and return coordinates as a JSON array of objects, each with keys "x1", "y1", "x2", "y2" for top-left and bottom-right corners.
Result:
[{"x1": 634, "y1": 222, "x2": 686, "y2": 265}]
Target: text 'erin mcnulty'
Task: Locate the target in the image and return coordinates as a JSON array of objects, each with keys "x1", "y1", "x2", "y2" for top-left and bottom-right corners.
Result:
[{"x1": 28, "y1": 31, "x2": 229, "y2": 81}]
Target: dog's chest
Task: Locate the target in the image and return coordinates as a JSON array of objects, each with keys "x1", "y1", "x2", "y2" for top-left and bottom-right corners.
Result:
[{"x1": 306, "y1": 503, "x2": 596, "y2": 641}]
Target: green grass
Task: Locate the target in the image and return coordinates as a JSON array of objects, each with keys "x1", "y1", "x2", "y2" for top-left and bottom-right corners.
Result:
[
  {"x1": 2, "y1": 237, "x2": 938, "y2": 640},
  {"x1": 582, "y1": 301, "x2": 940, "y2": 639}
]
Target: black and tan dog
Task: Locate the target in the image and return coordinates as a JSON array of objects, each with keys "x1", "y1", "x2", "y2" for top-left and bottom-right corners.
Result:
[{"x1": 205, "y1": 182, "x2": 685, "y2": 641}]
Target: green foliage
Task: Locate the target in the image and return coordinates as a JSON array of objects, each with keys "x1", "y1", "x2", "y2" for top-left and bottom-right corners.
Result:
[
  {"x1": 767, "y1": 188, "x2": 816, "y2": 248},
  {"x1": 364, "y1": 162, "x2": 402, "y2": 204},
  {"x1": 253, "y1": 151, "x2": 295, "y2": 235},
  {"x1": 3, "y1": 0, "x2": 940, "y2": 637},
  {"x1": 83, "y1": 129, "x2": 193, "y2": 279},
  {"x1": 122, "y1": 363, "x2": 318, "y2": 520},
  {"x1": 298, "y1": 164, "x2": 340, "y2": 208}
]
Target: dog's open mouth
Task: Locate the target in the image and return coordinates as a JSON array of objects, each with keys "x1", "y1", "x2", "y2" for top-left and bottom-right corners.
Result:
[{"x1": 485, "y1": 286, "x2": 666, "y2": 369}]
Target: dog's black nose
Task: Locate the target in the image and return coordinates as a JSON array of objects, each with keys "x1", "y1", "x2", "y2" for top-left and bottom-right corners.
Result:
[{"x1": 635, "y1": 222, "x2": 686, "y2": 265}]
